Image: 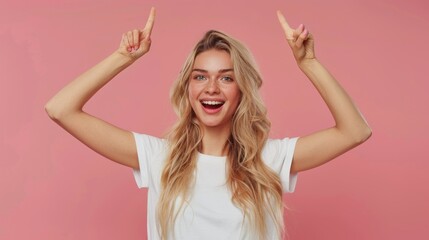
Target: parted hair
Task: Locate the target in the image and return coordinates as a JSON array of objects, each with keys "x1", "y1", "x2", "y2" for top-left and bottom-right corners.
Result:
[{"x1": 157, "y1": 30, "x2": 284, "y2": 240}]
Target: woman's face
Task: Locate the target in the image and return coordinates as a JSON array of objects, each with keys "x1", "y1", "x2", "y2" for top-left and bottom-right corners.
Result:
[{"x1": 188, "y1": 49, "x2": 241, "y2": 131}]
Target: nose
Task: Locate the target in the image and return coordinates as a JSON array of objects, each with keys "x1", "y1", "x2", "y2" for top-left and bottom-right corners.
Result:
[{"x1": 205, "y1": 78, "x2": 220, "y2": 94}]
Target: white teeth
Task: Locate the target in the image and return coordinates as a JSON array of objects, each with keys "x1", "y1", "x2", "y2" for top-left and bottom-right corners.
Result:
[{"x1": 202, "y1": 101, "x2": 223, "y2": 105}]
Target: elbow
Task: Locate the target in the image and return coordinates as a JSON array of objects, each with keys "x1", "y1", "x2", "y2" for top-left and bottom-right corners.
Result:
[
  {"x1": 44, "y1": 101, "x2": 66, "y2": 120},
  {"x1": 353, "y1": 125, "x2": 372, "y2": 145},
  {"x1": 45, "y1": 101, "x2": 81, "y2": 121},
  {"x1": 44, "y1": 101, "x2": 58, "y2": 120},
  {"x1": 339, "y1": 123, "x2": 372, "y2": 147},
  {"x1": 361, "y1": 126, "x2": 372, "y2": 142}
]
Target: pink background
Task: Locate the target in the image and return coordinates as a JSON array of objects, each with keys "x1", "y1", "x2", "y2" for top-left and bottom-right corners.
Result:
[{"x1": 1, "y1": 0, "x2": 428, "y2": 239}]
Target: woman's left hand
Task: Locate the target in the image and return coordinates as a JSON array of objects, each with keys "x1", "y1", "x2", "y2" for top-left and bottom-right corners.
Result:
[{"x1": 277, "y1": 10, "x2": 315, "y2": 65}]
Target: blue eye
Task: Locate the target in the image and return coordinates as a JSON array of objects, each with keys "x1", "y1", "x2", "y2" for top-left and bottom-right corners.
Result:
[
  {"x1": 194, "y1": 75, "x2": 206, "y2": 80},
  {"x1": 221, "y1": 76, "x2": 233, "y2": 82}
]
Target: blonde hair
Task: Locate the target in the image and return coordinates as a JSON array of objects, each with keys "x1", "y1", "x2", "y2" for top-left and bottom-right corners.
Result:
[{"x1": 157, "y1": 30, "x2": 284, "y2": 239}]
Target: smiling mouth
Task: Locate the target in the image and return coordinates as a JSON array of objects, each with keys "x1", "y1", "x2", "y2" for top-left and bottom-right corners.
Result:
[{"x1": 201, "y1": 100, "x2": 225, "y2": 109}]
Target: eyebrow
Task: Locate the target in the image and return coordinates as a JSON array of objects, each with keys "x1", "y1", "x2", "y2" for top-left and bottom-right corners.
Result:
[{"x1": 192, "y1": 68, "x2": 234, "y2": 73}]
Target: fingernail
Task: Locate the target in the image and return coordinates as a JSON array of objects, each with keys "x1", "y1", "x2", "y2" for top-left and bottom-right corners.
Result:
[{"x1": 303, "y1": 29, "x2": 308, "y2": 35}]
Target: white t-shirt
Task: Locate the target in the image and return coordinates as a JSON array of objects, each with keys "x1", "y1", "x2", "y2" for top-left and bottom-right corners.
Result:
[{"x1": 132, "y1": 132, "x2": 298, "y2": 240}]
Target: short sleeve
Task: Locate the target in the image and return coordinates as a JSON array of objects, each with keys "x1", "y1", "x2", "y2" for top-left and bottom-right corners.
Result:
[
  {"x1": 131, "y1": 132, "x2": 166, "y2": 188},
  {"x1": 262, "y1": 137, "x2": 299, "y2": 193}
]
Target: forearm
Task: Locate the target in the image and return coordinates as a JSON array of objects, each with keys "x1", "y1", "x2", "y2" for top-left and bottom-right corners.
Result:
[
  {"x1": 45, "y1": 52, "x2": 135, "y2": 119},
  {"x1": 299, "y1": 59, "x2": 372, "y2": 141}
]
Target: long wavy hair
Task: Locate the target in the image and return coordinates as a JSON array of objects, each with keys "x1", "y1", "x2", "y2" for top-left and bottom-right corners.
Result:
[{"x1": 157, "y1": 30, "x2": 284, "y2": 240}]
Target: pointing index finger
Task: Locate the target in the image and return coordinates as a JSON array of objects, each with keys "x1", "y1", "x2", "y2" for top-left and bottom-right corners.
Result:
[
  {"x1": 144, "y1": 7, "x2": 156, "y2": 36},
  {"x1": 276, "y1": 10, "x2": 291, "y2": 31},
  {"x1": 277, "y1": 10, "x2": 297, "y2": 41}
]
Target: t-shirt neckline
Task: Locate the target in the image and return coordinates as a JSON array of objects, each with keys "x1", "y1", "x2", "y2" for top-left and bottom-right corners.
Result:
[{"x1": 197, "y1": 152, "x2": 227, "y2": 160}]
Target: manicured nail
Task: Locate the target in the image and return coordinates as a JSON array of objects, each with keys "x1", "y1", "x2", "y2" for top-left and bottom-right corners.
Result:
[{"x1": 303, "y1": 29, "x2": 308, "y2": 35}]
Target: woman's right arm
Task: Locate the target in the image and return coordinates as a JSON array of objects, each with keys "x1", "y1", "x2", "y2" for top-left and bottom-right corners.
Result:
[{"x1": 44, "y1": 8, "x2": 156, "y2": 170}]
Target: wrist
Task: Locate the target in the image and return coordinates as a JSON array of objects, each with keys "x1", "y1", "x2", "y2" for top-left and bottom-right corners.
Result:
[
  {"x1": 298, "y1": 58, "x2": 319, "y2": 71},
  {"x1": 112, "y1": 51, "x2": 137, "y2": 66}
]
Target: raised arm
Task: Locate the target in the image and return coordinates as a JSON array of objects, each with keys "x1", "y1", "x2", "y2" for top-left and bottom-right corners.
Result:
[
  {"x1": 276, "y1": 10, "x2": 372, "y2": 173},
  {"x1": 44, "y1": 8, "x2": 156, "y2": 170}
]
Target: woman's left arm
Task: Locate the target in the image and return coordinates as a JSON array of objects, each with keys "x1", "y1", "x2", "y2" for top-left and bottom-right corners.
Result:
[{"x1": 276, "y1": 11, "x2": 372, "y2": 173}]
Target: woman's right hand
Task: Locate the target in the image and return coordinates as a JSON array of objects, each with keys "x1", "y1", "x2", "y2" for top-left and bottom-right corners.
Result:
[{"x1": 116, "y1": 7, "x2": 156, "y2": 60}]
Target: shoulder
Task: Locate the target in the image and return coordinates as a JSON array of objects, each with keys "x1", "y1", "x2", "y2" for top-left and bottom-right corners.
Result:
[
  {"x1": 262, "y1": 137, "x2": 299, "y2": 166},
  {"x1": 263, "y1": 138, "x2": 298, "y2": 155},
  {"x1": 132, "y1": 132, "x2": 168, "y2": 153}
]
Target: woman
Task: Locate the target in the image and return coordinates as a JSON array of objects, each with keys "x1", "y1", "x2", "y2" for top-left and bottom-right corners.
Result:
[{"x1": 45, "y1": 7, "x2": 371, "y2": 240}]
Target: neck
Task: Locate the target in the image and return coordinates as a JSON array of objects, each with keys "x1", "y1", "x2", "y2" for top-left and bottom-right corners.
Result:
[{"x1": 200, "y1": 125, "x2": 231, "y2": 156}]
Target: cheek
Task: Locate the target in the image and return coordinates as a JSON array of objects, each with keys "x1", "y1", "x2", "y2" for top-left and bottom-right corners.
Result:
[
  {"x1": 235, "y1": 91, "x2": 243, "y2": 111},
  {"x1": 188, "y1": 85, "x2": 199, "y2": 109},
  {"x1": 228, "y1": 87, "x2": 241, "y2": 105},
  {"x1": 188, "y1": 81, "x2": 205, "y2": 100}
]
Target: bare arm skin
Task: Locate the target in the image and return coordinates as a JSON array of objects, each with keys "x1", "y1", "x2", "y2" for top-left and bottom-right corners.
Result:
[
  {"x1": 45, "y1": 8, "x2": 156, "y2": 170},
  {"x1": 276, "y1": 11, "x2": 372, "y2": 173}
]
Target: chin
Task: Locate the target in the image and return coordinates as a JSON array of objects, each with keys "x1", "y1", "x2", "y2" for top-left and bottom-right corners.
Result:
[
  {"x1": 200, "y1": 120, "x2": 221, "y2": 128},
  {"x1": 198, "y1": 118, "x2": 229, "y2": 130}
]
